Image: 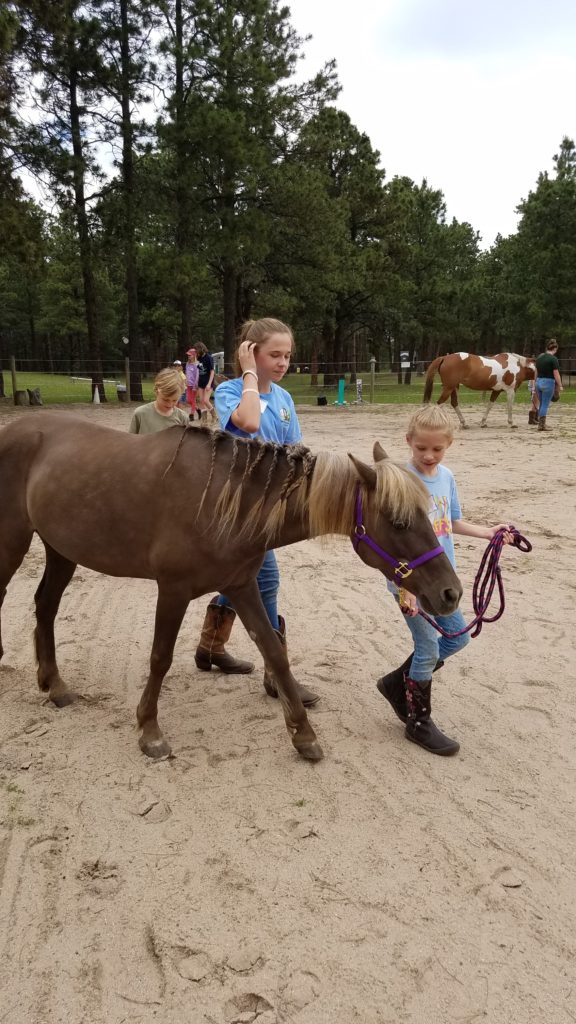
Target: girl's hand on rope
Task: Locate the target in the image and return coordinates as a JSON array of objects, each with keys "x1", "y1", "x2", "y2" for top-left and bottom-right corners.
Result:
[
  {"x1": 238, "y1": 341, "x2": 258, "y2": 375},
  {"x1": 399, "y1": 588, "x2": 419, "y2": 617},
  {"x1": 489, "y1": 523, "x2": 515, "y2": 545}
]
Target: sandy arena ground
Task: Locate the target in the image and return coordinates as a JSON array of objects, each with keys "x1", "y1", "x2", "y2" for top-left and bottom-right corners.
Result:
[{"x1": 0, "y1": 399, "x2": 575, "y2": 1024}]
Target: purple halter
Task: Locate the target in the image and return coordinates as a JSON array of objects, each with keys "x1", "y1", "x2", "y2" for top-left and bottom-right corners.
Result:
[{"x1": 351, "y1": 486, "x2": 444, "y2": 580}]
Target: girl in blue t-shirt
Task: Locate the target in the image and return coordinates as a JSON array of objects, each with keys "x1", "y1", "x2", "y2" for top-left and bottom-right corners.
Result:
[
  {"x1": 377, "y1": 405, "x2": 514, "y2": 757},
  {"x1": 194, "y1": 318, "x2": 319, "y2": 707}
]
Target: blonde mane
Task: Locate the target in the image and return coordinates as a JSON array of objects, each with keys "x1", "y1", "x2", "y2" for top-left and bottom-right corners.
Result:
[
  {"x1": 307, "y1": 452, "x2": 429, "y2": 537},
  {"x1": 196, "y1": 432, "x2": 315, "y2": 541},
  {"x1": 193, "y1": 431, "x2": 429, "y2": 543}
]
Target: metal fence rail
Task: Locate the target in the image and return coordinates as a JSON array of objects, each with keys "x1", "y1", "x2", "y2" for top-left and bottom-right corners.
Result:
[{"x1": 1, "y1": 357, "x2": 574, "y2": 407}]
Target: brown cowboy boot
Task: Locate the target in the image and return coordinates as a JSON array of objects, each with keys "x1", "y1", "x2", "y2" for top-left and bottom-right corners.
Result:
[
  {"x1": 404, "y1": 676, "x2": 459, "y2": 755},
  {"x1": 195, "y1": 600, "x2": 254, "y2": 674},
  {"x1": 528, "y1": 410, "x2": 538, "y2": 425},
  {"x1": 537, "y1": 416, "x2": 551, "y2": 431},
  {"x1": 377, "y1": 656, "x2": 444, "y2": 723},
  {"x1": 263, "y1": 615, "x2": 320, "y2": 708}
]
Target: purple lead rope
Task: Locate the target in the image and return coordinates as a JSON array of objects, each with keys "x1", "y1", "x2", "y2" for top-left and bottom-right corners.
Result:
[
  {"x1": 351, "y1": 487, "x2": 532, "y2": 640},
  {"x1": 416, "y1": 527, "x2": 532, "y2": 639}
]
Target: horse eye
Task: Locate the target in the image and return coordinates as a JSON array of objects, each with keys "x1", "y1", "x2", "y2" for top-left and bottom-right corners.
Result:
[{"x1": 393, "y1": 520, "x2": 408, "y2": 531}]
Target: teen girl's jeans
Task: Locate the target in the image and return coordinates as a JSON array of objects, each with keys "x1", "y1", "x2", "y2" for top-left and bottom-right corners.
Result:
[
  {"x1": 535, "y1": 377, "x2": 555, "y2": 417},
  {"x1": 216, "y1": 550, "x2": 280, "y2": 630},
  {"x1": 396, "y1": 598, "x2": 470, "y2": 681}
]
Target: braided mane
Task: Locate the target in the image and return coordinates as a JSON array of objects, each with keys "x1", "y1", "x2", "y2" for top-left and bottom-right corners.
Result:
[{"x1": 189, "y1": 429, "x2": 428, "y2": 542}]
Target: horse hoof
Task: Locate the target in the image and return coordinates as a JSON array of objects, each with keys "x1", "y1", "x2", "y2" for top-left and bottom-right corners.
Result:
[
  {"x1": 510, "y1": 425, "x2": 518, "y2": 429},
  {"x1": 139, "y1": 736, "x2": 172, "y2": 760},
  {"x1": 480, "y1": 423, "x2": 487, "y2": 429},
  {"x1": 51, "y1": 690, "x2": 79, "y2": 708},
  {"x1": 295, "y1": 740, "x2": 324, "y2": 761}
]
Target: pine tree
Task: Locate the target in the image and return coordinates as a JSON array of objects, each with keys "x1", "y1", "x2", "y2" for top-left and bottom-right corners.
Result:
[
  {"x1": 13, "y1": 0, "x2": 107, "y2": 397},
  {"x1": 155, "y1": 0, "x2": 337, "y2": 368}
]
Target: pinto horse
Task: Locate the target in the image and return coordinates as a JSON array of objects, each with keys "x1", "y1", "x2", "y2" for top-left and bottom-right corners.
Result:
[
  {"x1": 423, "y1": 352, "x2": 536, "y2": 428},
  {"x1": 0, "y1": 415, "x2": 462, "y2": 763}
]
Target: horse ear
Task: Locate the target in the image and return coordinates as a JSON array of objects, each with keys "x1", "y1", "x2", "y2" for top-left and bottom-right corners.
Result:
[
  {"x1": 373, "y1": 441, "x2": 388, "y2": 462},
  {"x1": 348, "y1": 453, "x2": 377, "y2": 490}
]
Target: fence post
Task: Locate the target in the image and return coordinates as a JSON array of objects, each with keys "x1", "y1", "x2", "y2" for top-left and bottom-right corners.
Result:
[
  {"x1": 124, "y1": 356, "x2": 131, "y2": 403},
  {"x1": 370, "y1": 356, "x2": 376, "y2": 404},
  {"x1": 10, "y1": 355, "x2": 17, "y2": 406},
  {"x1": 335, "y1": 378, "x2": 346, "y2": 405}
]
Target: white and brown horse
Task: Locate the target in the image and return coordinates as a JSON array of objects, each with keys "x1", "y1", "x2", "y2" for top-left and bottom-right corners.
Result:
[{"x1": 423, "y1": 352, "x2": 536, "y2": 428}]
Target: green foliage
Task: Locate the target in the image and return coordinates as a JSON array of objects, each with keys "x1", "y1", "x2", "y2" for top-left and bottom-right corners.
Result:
[{"x1": 2, "y1": 0, "x2": 575, "y2": 377}]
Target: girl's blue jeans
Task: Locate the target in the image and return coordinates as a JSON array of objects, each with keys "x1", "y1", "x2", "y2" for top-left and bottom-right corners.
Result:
[
  {"x1": 535, "y1": 377, "x2": 555, "y2": 417},
  {"x1": 216, "y1": 550, "x2": 280, "y2": 630},
  {"x1": 395, "y1": 596, "x2": 470, "y2": 681}
]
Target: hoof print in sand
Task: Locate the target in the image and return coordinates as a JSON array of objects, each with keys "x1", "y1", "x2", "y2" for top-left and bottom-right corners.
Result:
[
  {"x1": 226, "y1": 947, "x2": 264, "y2": 974},
  {"x1": 77, "y1": 858, "x2": 122, "y2": 896},
  {"x1": 176, "y1": 950, "x2": 213, "y2": 982},
  {"x1": 140, "y1": 799, "x2": 171, "y2": 823},
  {"x1": 280, "y1": 970, "x2": 320, "y2": 1014},
  {"x1": 224, "y1": 992, "x2": 274, "y2": 1023}
]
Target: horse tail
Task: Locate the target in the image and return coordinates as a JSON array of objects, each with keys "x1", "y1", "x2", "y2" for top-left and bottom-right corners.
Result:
[{"x1": 423, "y1": 357, "x2": 444, "y2": 403}]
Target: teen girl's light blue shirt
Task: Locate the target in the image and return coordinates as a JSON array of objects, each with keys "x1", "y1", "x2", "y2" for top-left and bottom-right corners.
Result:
[{"x1": 214, "y1": 378, "x2": 302, "y2": 444}]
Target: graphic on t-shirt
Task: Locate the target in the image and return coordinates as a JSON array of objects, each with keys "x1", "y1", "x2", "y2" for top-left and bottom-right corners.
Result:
[
  {"x1": 430, "y1": 495, "x2": 452, "y2": 537},
  {"x1": 279, "y1": 406, "x2": 291, "y2": 422}
]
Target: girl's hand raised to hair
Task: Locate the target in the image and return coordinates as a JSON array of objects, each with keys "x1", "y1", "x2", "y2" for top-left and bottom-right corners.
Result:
[{"x1": 238, "y1": 340, "x2": 258, "y2": 374}]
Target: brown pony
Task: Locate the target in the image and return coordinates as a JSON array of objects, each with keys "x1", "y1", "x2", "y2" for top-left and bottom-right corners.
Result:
[
  {"x1": 423, "y1": 352, "x2": 536, "y2": 428},
  {"x1": 0, "y1": 415, "x2": 462, "y2": 763}
]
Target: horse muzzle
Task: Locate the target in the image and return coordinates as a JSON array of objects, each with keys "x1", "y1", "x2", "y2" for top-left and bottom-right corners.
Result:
[{"x1": 418, "y1": 583, "x2": 462, "y2": 617}]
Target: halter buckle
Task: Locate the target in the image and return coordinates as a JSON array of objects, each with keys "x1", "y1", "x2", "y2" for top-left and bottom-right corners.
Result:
[
  {"x1": 354, "y1": 524, "x2": 366, "y2": 537},
  {"x1": 394, "y1": 561, "x2": 413, "y2": 580}
]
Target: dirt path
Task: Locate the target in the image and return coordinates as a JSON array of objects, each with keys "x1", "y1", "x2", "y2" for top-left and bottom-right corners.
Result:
[{"x1": 1, "y1": 401, "x2": 575, "y2": 1024}]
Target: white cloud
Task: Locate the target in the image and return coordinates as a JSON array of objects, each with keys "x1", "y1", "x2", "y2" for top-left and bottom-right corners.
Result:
[{"x1": 288, "y1": 0, "x2": 576, "y2": 247}]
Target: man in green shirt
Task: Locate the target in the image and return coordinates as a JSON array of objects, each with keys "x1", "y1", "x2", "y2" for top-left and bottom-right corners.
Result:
[
  {"x1": 129, "y1": 368, "x2": 190, "y2": 434},
  {"x1": 535, "y1": 339, "x2": 563, "y2": 432}
]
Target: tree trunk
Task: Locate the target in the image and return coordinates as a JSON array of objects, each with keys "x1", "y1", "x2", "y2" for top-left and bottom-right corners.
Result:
[
  {"x1": 237, "y1": 275, "x2": 251, "y2": 324},
  {"x1": 332, "y1": 318, "x2": 345, "y2": 384},
  {"x1": 222, "y1": 262, "x2": 237, "y2": 373},
  {"x1": 310, "y1": 345, "x2": 318, "y2": 387},
  {"x1": 120, "y1": 0, "x2": 143, "y2": 401},
  {"x1": 0, "y1": 332, "x2": 5, "y2": 398},
  {"x1": 174, "y1": 0, "x2": 193, "y2": 352},
  {"x1": 68, "y1": 45, "x2": 105, "y2": 400},
  {"x1": 321, "y1": 320, "x2": 337, "y2": 387}
]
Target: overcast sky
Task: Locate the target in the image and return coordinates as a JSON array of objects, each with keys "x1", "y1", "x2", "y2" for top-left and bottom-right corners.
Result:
[{"x1": 287, "y1": 0, "x2": 576, "y2": 248}]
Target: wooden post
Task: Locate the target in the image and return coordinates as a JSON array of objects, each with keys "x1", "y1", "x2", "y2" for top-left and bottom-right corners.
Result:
[
  {"x1": 124, "y1": 356, "x2": 131, "y2": 403},
  {"x1": 370, "y1": 356, "x2": 376, "y2": 404},
  {"x1": 10, "y1": 355, "x2": 18, "y2": 406}
]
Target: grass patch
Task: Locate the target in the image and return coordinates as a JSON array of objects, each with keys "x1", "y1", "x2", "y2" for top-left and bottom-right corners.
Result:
[
  {"x1": 282, "y1": 374, "x2": 576, "y2": 406},
  {"x1": 2, "y1": 371, "x2": 156, "y2": 405},
  {"x1": 2, "y1": 369, "x2": 575, "y2": 407}
]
